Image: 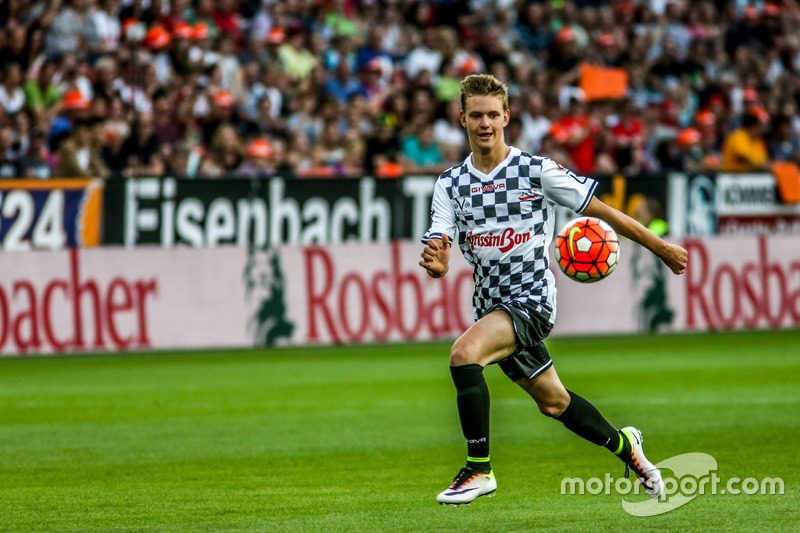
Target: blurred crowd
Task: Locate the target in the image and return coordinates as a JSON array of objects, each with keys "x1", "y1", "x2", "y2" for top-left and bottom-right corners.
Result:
[{"x1": 1, "y1": 0, "x2": 799, "y2": 179}]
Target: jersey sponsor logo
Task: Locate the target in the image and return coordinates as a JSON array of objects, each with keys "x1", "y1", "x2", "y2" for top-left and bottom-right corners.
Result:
[
  {"x1": 454, "y1": 196, "x2": 470, "y2": 211},
  {"x1": 471, "y1": 183, "x2": 506, "y2": 194},
  {"x1": 517, "y1": 188, "x2": 542, "y2": 201},
  {"x1": 467, "y1": 227, "x2": 531, "y2": 253}
]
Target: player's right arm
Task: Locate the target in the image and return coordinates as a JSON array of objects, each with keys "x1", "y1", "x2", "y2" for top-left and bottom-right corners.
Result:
[{"x1": 419, "y1": 176, "x2": 456, "y2": 278}]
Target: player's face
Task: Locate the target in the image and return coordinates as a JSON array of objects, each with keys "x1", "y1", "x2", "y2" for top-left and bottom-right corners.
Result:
[{"x1": 460, "y1": 95, "x2": 510, "y2": 154}]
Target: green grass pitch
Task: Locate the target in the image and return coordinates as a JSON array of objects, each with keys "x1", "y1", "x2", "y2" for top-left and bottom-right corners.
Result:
[{"x1": 1, "y1": 330, "x2": 798, "y2": 532}]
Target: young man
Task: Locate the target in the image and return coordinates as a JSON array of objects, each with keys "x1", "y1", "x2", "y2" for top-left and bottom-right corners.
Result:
[{"x1": 419, "y1": 75, "x2": 688, "y2": 506}]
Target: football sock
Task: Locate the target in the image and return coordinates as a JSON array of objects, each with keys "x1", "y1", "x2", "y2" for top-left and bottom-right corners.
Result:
[
  {"x1": 467, "y1": 456, "x2": 492, "y2": 474},
  {"x1": 613, "y1": 430, "x2": 633, "y2": 459},
  {"x1": 450, "y1": 364, "x2": 490, "y2": 462},
  {"x1": 555, "y1": 390, "x2": 619, "y2": 448}
]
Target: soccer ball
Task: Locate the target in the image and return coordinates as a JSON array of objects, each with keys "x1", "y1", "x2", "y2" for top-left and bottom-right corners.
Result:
[{"x1": 554, "y1": 217, "x2": 619, "y2": 283}]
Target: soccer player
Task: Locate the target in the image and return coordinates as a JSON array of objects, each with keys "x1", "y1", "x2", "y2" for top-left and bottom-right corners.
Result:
[{"x1": 419, "y1": 74, "x2": 688, "y2": 506}]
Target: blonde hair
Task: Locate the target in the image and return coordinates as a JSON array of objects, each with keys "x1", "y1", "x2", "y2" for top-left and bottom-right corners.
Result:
[{"x1": 460, "y1": 74, "x2": 509, "y2": 113}]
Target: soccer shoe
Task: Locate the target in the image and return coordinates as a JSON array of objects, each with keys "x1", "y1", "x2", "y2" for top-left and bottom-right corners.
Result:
[
  {"x1": 436, "y1": 467, "x2": 497, "y2": 505},
  {"x1": 620, "y1": 426, "x2": 664, "y2": 499}
]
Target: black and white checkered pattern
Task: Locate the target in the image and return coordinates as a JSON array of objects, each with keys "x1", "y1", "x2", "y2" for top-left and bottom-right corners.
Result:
[{"x1": 423, "y1": 147, "x2": 597, "y2": 323}]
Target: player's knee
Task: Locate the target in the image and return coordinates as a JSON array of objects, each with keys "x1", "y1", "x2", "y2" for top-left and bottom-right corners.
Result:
[
  {"x1": 537, "y1": 397, "x2": 570, "y2": 418},
  {"x1": 449, "y1": 343, "x2": 479, "y2": 366}
]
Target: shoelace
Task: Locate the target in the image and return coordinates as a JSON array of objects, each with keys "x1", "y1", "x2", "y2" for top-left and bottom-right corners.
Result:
[
  {"x1": 450, "y1": 468, "x2": 479, "y2": 489},
  {"x1": 624, "y1": 454, "x2": 648, "y2": 481}
]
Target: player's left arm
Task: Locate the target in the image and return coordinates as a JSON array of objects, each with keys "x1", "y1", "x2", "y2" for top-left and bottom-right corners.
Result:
[{"x1": 582, "y1": 196, "x2": 688, "y2": 275}]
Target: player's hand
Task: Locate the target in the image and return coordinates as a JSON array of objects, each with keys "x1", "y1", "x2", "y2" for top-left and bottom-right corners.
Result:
[
  {"x1": 419, "y1": 234, "x2": 451, "y2": 278},
  {"x1": 660, "y1": 243, "x2": 688, "y2": 275}
]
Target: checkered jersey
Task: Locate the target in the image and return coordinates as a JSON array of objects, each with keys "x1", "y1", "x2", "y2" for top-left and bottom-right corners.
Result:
[{"x1": 422, "y1": 147, "x2": 597, "y2": 323}]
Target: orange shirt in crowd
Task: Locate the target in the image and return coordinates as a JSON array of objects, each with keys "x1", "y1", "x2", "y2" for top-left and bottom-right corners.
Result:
[{"x1": 721, "y1": 129, "x2": 769, "y2": 172}]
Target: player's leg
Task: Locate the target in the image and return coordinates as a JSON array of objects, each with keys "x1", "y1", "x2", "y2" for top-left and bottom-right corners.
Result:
[
  {"x1": 436, "y1": 310, "x2": 516, "y2": 505},
  {"x1": 516, "y1": 365, "x2": 618, "y2": 445},
  {"x1": 515, "y1": 367, "x2": 664, "y2": 498}
]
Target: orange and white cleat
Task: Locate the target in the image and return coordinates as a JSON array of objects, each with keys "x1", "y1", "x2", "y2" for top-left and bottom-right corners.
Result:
[
  {"x1": 436, "y1": 467, "x2": 497, "y2": 505},
  {"x1": 620, "y1": 426, "x2": 664, "y2": 499}
]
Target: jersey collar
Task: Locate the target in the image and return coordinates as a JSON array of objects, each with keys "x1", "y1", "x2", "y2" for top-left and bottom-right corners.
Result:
[{"x1": 466, "y1": 146, "x2": 520, "y2": 181}]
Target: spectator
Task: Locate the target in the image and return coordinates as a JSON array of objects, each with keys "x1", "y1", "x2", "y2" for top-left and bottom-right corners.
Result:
[
  {"x1": 0, "y1": 25, "x2": 32, "y2": 71},
  {"x1": 238, "y1": 95, "x2": 284, "y2": 139},
  {"x1": 324, "y1": 61, "x2": 365, "y2": 104},
  {"x1": 400, "y1": 122, "x2": 445, "y2": 174},
  {"x1": 211, "y1": 0, "x2": 242, "y2": 42},
  {"x1": 200, "y1": 89, "x2": 237, "y2": 146},
  {"x1": 17, "y1": 127, "x2": 52, "y2": 179},
  {"x1": 610, "y1": 99, "x2": 645, "y2": 172},
  {"x1": 119, "y1": 112, "x2": 162, "y2": 177},
  {"x1": 767, "y1": 115, "x2": 800, "y2": 163},
  {"x1": 476, "y1": 25, "x2": 512, "y2": 74},
  {"x1": 158, "y1": 143, "x2": 188, "y2": 176},
  {"x1": 0, "y1": 125, "x2": 19, "y2": 177},
  {"x1": 299, "y1": 144, "x2": 336, "y2": 178},
  {"x1": 594, "y1": 127, "x2": 619, "y2": 175},
  {"x1": 516, "y1": 2, "x2": 551, "y2": 56},
  {"x1": 405, "y1": 27, "x2": 442, "y2": 82},
  {"x1": 406, "y1": 86, "x2": 437, "y2": 133},
  {"x1": 55, "y1": 118, "x2": 109, "y2": 178},
  {"x1": 45, "y1": 0, "x2": 96, "y2": 59},
  {"x1": 206, "y1": 123, "x2": 242, "y2": 174},
  {"x1": 56, "y1": 53, "x2": 93, "y2": 100},
  {"x1": 158, "y1": 0, "x2": 189, "y2": 32},
  {"x1": 517, "y1": 91, "x2": 551, "y2": 153},
  {"x1": 23, "y1": 59, "x2": 60, "y2": 125},
  {"x1": 433, "y1": 99, "x2": 466, "y2": 159},
  {"x1": 339, "y1": 138, "x2": 366, "y2": 178},
  {"x1": 0, "y1": 62, "x2": 25, "y2": 116},
  {"x1": 364, "y1": 113, "x2": 401, "y2": 176},
  {"x1": 169, "y1": 21, "x2": 195, "y2": 74},
  {"x1": 236, "y1": 138, "x2": 275, "y2": 178},
  {"x1": 538, "y1": 131, "x2": 575, "y2": 169},
  {"x1": 550, "y1": 95, "x2": 599, "y2": 175},
  {"x1": 675, "y1": 127, "x2": 705, "y2": 172},
  {"x1": 314, "y1": 118, "x2": 346, "y2": 170},
  {"x1": 342, "y1": 93, "x2": 371, "y2": 136},
  {"x1": 278, "y1": 26, "x2": 317, "y2": 81},
  {"x1": 91, "y1": 0, "x2": 123, "y2": 54},
  {"x1": 434, "y1": 60, "x2": 462, "y2": 103},
  {"x1": 547, "y1": 27, "x2": 583, "y2": 88},
  {"x1": 633, "y1": 196, "x2": 670, "y2": 237},
  {"x1": 101, "y1": 95, "x2": 131, "y2": 150},
  {"x1": 49, "y1": 89, "x2": 92, "y2": 152},
  {"x1": 151, "y1": 89, "x2": 181, "y2": 145},
  {"x1": 357, "y1": 58, "x2": 391, "y2": 110},
  {"x1": 284, "y1": 131, "x2": 313, "y2": 176},
  {"x1": 11, "y1": 110, "x2": 32, "y2": 158},
  {"x1": 142, "y1": 25, "x2": 174, "y2": 84},
  {"x1": 217, "y1": 33, "x2": 245, "y2": 97},
  {"x1": 721, "y1": 106, "x2": 771, "y2": 172},
  {"x1": 188, "y1": 21, "x2": 219, "y2": 68},
  {"x1": 184, "y1": 0, "x2": 219, "y2": 42},
  {"x1": 91, "y1": 55, "x2": 119, "y2": 102}
]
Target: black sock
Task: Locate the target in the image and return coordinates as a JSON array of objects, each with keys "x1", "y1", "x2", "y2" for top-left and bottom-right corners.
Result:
[
  {"x1": 450, "y1": 364, "x2": 490, "y2": 469},
  {"x1": 556, "y1": 390, "x2": 620, "y2": 450}
]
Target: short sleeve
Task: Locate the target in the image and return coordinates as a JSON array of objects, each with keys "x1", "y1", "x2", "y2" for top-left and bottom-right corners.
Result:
[
  {"x1": 421, "y1": 176, "x2": 456, "y2": 243},
  {"x1": 540, "y1": 157, "x2": 597, "y2": 213}
]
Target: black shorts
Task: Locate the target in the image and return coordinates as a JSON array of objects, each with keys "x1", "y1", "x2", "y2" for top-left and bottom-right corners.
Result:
[{"x1": 486, "y1": 300, "x2": 554, "y2": 382}]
